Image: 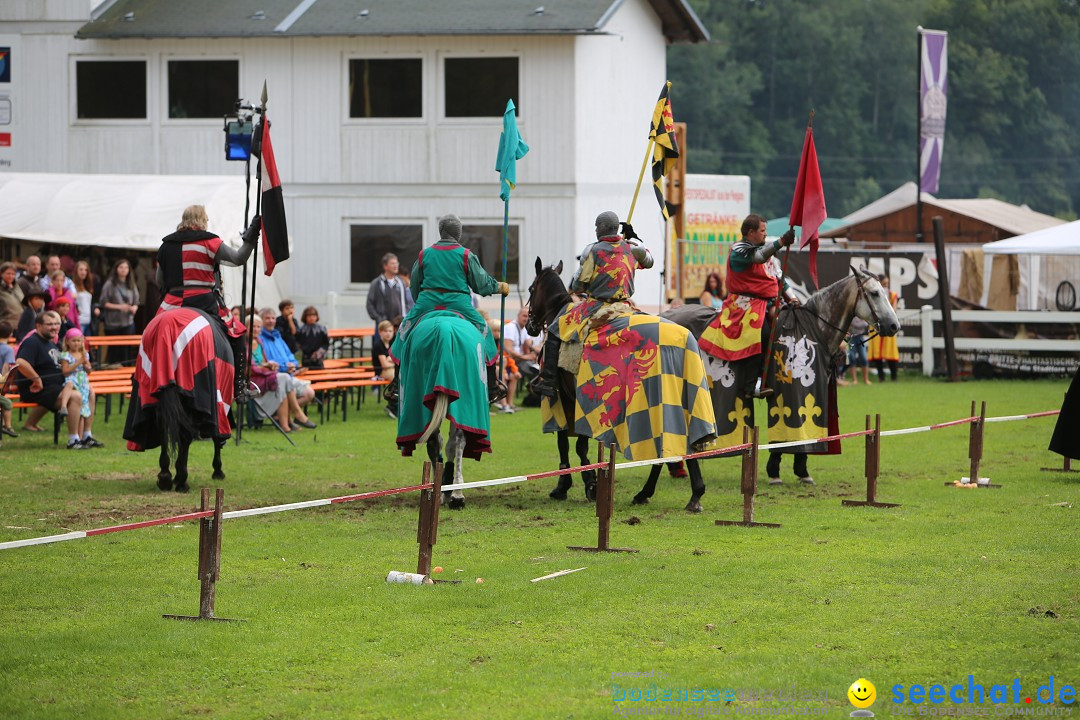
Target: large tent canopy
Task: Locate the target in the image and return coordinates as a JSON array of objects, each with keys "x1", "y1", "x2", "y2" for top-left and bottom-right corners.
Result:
[
  {"x1": 0, "y1": 172, "x2": 284, "y2": 310},
  {"x1": 980, "y1": 219, "x2": 1080, "y2": 311}
]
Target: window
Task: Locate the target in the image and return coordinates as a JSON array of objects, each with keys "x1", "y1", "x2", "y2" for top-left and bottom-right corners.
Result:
[
  {"x1": 167, "y1": 60, "x2": 238, "y2": 119},
  {"x1": 349, "y1": 59, "x2": 422, "y2": 118},
  {"x1": 351, "y1": 224, "x2": 423, "y2": 285},
  {"x1": 444, "y1": 57, "x2": 519, "y2": 117},
  {"x1": 460, "y1": 225, "x2": 519, "y2": 285},
  {"x1": 76, "y1": 60, "x2": 146, "y2": 119}
]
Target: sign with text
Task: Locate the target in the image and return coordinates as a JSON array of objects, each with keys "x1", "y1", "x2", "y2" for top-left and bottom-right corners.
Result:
[{"x1": 674, "y1": 174, "x2": 749, "y2": 299}]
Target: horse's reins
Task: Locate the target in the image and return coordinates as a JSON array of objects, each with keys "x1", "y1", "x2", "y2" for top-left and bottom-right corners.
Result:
[{"x1": 788, "y1": 271, "x2": 883, "y2": 355}]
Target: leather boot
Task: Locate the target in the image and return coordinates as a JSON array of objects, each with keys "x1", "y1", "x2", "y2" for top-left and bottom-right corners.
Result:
[{"x1": 529, "y1": 332, "x2": 561, "y2": 398}]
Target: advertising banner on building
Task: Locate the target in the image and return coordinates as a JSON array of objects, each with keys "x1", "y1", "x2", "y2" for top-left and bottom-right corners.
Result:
[{"x1": 672, "y1": 174, "x2": 749, "y2": 299}]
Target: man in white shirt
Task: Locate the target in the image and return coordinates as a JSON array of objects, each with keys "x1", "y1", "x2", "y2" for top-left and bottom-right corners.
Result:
[{"x1": 503, "y1": 306, "x2": 540, "y2": 383}]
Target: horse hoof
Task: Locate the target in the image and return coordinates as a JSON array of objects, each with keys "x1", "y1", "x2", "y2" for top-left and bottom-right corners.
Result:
[
  {"x1": 174, "y1": 482, "x2": 191, "y2": 494},
  {"x1": 212, "y1": 470, "x2": 225, "y2": 481},
  {"x1": 685, "y1": 500, "x2": 703, "y2": 514},
  {"x1": 632, "y1": 494, "x2": 649, "y2": 505},
  {"x1": 549, "y1": 475, "x2": 572, "y2": 500},
  {"x1": 448, "y1": 497, "x2": 465, "y2": 510},
  {"x1": 584, "y1": 484, "x2": 597, "y2": 502},
  {"x1": 549, "y1": 488, "x2": 568, "y2": 500},
  {"x1": 156, "y1": 475, "x2": 173, "y2": 492}
]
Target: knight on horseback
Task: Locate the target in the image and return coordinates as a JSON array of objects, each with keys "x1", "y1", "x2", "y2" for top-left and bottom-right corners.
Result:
[
  {"x1": 697, "y1": 213, "x2": 799, "y2": 399},
  {"x1": 387, "y1": 214, "x2": 510, "y2": 404},
  {"x1": 156, "y1": 205, "x2": 260, "y2": 383},
  {"x1": 531, "y1": 210, "x2": 652, "y2": 398}
]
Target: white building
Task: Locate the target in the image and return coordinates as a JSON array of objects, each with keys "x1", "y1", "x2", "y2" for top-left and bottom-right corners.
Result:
[{"x1": 0, "y1": 0, "x2": 706, "y2": 324}]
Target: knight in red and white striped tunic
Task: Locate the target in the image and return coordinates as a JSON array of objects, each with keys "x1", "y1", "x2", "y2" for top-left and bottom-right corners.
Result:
[{"x1": 156, "y1": 205, "x2": 261, "y2": 322}]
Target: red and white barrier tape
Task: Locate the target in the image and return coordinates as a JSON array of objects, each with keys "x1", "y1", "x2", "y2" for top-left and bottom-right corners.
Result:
[{"x1": 0, "y1": 407, "x2": 1063, "y2": 551}]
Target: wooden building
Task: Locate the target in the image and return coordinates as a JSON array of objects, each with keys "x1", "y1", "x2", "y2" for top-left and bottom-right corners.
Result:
[{"x1": 0, "y1": 0, "x2": 707, "y2": 323}]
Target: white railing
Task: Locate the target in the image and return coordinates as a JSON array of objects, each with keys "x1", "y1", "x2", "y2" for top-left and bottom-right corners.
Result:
[{"x1": 895, "y1": 307, "x2": 1080, "y2": 375}]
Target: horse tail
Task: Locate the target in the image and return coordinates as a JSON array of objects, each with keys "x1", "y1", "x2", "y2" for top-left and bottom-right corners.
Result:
[
  {"x1": 418, "y1": 392, "x2": 449, "y2": 446},
  {"x1": 156, "y1": 385, "x2": 195, "y2": 458}
]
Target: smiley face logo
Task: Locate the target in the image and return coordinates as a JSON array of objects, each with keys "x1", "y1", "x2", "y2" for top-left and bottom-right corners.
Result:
[{"x1": 848, "y1": 678, "x2": 877, "y2": 709}]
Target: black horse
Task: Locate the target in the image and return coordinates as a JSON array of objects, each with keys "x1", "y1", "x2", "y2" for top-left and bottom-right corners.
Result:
[
  {"x1": 124, "y1": 308, "x2": 234, "y2": 492},
  {"x1": 526, "y1": 258, "x2": 706, "y2": 510}
]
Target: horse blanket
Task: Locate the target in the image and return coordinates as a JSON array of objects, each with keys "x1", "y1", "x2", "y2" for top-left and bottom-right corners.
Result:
[
  {"x1": 541, "y1": 309, "x2": 716, "y2": 460},
  {"x1": 709, "y1": 307, "x2": 839, "y2": 453},
  {"x1": 393, "y1": 310, "x2": 491, "y2": 460},
  {"x1": 124, "y1": 308, "x2": 235, "y2": 451},
  {"x1": 1049, "y1": 363, "x2": 1079, "y2": 460}
]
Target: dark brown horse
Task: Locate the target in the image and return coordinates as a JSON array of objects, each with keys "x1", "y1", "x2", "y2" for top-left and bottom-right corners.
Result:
[
  {"x1": 124, "y1": 308, "x2": 234, "y2": 492},
  {"x1": 526, "y1": 258, "x2": 708, "y2": 510}
]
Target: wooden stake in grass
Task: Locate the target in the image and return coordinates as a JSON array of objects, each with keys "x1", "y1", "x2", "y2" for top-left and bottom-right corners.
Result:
[
  {"x1": 416, "y1": 461, "x2": 443, "y2": 577},
  {"x1": 569, "y1": 443, "x2": 637, "y2": 553},
  {"x1": 843, "y1": 414, "x2": 899, "y2": 509},
  {"x1": 163, "y1": 488, "x2": 241, "y2": 623},
  {"x1": 716, "y1": 426, "x2": 781, "y2": 529}
]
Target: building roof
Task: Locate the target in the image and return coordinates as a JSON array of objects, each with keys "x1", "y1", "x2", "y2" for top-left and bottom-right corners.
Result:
[
  {"x1": 822, "y1": 181, "x2": 1064, "y2": 239},
  {"x1": 77, "y1": 0, "x2": 709, "y2": 43}
]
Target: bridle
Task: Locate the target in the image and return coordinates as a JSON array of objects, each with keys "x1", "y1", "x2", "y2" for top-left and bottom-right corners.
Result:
[{"x1": 788, "y1": 270, "x2": 882, "y2": 352}]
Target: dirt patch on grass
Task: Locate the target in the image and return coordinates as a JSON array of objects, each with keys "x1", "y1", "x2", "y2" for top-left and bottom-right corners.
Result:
[
  {"x1": 80, "y1": 472, "x2": 147, "y2": 483},
  {"x1": 50, "y1": 499, "x2": 198, "y2": 529}
]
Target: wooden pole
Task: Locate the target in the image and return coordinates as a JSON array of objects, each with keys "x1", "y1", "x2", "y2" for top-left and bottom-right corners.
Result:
[
  {"x1": 716, "y1": 426, "x2": 781, "y2": 528},
  {"x1": 163, "y1": 489, "x2": 239, "y2": 622},
  {"x1": 569, "y1": 443, "x2": 636, "y2": 553},
  {"x1": 416, "y1": 461, "x2": 443, "y2": 576},
  {"x1": 843, "y1": 414, "x2": 899, "y2": 508}
]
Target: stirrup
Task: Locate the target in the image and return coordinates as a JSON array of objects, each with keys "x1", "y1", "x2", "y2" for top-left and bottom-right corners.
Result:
[
  {"x1": 488, "y1": 379, "x2": 508, "y2": 404},
  {"x1": 383, "y1": 377, "x2": 399, "y2": 403},
  {"x1": 529, "y1": 375, "x2": 557, "y2": 399}
]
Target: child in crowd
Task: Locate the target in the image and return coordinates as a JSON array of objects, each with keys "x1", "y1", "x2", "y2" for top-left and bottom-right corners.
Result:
[
  {"x1": 0, "y1": 321, "x2": 17, "y2": 438},
  {"x1": 490, "y1": 319, "x2": 519, "y2": 414},
  {"x1": 276, "y1": 299, "x2": 299, "y2": 353},
  {"x1": 50, "y1": 297, "x2": 77, "y2": 342},
  {"x1": 372, "y1": 319, "x2": 397, "y2": 419},
  {"x1": 59, "y1": 328, "x2": 103, "y2": 447},
  {"x1": 47, "y1": 269, "x2": 80, "y2": 329},
  {"x1": 296, "y1": 306, "x2": 329, "y2": 369},
  {"x1": 16, "y1": 287, "x2": 49, "y2": 342}
]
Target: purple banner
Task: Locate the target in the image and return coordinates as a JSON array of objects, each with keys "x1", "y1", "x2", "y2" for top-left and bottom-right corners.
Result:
[{"x1": 919, "y1": 29, "x2": 948, "y2": 195}]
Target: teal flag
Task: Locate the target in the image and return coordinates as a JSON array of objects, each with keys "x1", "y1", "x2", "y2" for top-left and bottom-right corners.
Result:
[{"x1": 495, "y1": 99, "x2": 529, "y2": 201}]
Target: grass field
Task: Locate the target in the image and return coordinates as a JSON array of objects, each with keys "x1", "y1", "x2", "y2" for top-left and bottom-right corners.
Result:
[{"x1": 0, "y1": 375, "x2": 1077, "y2": 719}]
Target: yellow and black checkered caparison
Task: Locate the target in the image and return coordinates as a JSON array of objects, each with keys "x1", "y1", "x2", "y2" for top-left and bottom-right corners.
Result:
[{"x1": 543, "y1": 312, "x2": 715, "y2": 461}]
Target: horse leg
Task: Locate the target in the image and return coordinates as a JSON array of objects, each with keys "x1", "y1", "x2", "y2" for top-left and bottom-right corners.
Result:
[
  {"x1": 685, "y1": 458, "x2": 705, "y2": 514},
  {"x1": 448, "y1": 431, "x2": 466, "y2": 510},
  {"x1": 173, "y1": 433, "x2": 191, "y2": 493},
  {"x1": 156, "y1": 445, "x2": 173, "y2": 491},
  {"x1": 549, "y1": 430, "x2": 573, "y2": 500},
  {"x1": 633, "y1": 463, "x2": 662, "y2": 505},
  {"x1": 577, "y1": 436, "x2": 596, "y2": 502},
  {"x1": 211, "y1": 438, "x2": 225, "y2": 481}
]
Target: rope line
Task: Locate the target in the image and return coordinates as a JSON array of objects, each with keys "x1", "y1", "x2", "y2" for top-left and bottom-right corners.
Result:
[{"x1": 0, "y1": 407, "x2": 1063, "y2": 552}]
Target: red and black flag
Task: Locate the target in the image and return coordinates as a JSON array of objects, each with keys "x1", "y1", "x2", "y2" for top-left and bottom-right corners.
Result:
[{"x1": 254, "y1": 117, "x2": 289, "y2": 276}]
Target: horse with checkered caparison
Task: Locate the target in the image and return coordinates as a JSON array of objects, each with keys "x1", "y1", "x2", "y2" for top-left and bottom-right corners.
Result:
[
  {"x1": 526, "y1": 258, "x2": 718, "y2": 512},
  {"x1": 124, "y1": 308, "x2": 234, "y2": 492}
]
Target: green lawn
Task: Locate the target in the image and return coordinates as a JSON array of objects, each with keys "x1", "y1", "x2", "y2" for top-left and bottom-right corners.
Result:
[{"x1": 0, "y1": 375, "x2": 1076, "y2": 719}]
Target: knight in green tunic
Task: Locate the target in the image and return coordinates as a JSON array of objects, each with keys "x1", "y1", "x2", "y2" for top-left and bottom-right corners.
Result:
[{"x1": 391, "y1": 214, "x2": 510, "y2": 402}]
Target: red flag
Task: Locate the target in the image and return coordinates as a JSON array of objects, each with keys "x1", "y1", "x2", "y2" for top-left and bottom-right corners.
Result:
[
  {"x1": 788, "y1": 125, "x2": 827, "y2": 287},
  {"x1": 255, "y1": 118, "x2": 289, "y2": 276}
]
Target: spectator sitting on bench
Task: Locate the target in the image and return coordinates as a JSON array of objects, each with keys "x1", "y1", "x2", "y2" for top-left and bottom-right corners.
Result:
[
  {"x1": 13, "y1": 310, "x2": 85, "y2": 446},
  {"x1": 0, "y1": 320, "x2": 17, "y2": 439},
  {"x1": 15, "y1": 286, "x2": 49, "y2": 342},
  {"x1": 297, "y1": 306, "x2": 329, "y2": 369},
  {"x1": 59, "y1": 328, "x2": 103, "y2": 448},
  {"x1": 258, "y1": 308, "x2": 317, "y2": 428}
]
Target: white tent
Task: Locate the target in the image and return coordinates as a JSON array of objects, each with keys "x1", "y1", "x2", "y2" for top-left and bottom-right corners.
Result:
[
  {"x1": 981, "y1": 220, "x2": 1080, "y2": 310},
  {"x1": 0, "y1": 171, "x2": 285, "y2": 311}
]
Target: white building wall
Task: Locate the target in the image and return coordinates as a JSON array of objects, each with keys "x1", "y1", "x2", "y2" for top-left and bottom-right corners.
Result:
[
  {"x1": 573, "y1": 0, "x2": 670, "y2": 311},
  {"x1": 2, "y1": 2, "x2": 675, "y2": 319}
]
